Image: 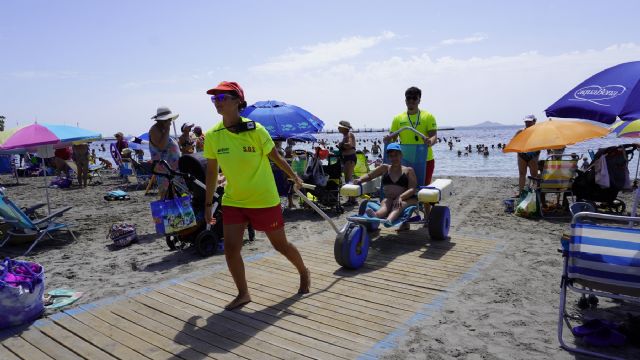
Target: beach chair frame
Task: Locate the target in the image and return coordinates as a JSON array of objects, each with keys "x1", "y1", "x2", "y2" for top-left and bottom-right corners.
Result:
[
  {"x1": 529, "y1": 154, "x2": 579, "y2": 217},
  {"x1": 558, "y1": 212, "x2": 640, "y2": 359},
  {"x1": 0, "y1": 190, "x2": 76, "y2": 256}
]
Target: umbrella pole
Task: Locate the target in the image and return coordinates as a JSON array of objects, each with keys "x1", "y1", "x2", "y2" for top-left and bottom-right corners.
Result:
[{"x1": 42, "y1": 157, "x2": 51, "y2": 214}]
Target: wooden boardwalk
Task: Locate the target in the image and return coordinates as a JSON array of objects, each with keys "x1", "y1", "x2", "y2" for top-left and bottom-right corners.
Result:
[{"x1": 1, "y1": 230, "x2": 498, "y2": 360}]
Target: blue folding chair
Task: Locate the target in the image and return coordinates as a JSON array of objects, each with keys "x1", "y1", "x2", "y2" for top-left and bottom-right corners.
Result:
[
  {"x1": 558, "y1": 212, "x2": 640, "y2": 359},
  {"x1": 0, "y1": 189, "x2": 76, "y2": 256}
]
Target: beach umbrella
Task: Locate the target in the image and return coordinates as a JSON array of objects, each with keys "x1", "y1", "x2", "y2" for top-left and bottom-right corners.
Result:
[
  {"x1": 610, "y1": 119, "x2": 640, "y2": 138},
  {"x1": 503, "y1": 119, "x2": 610, "y2": 153},
  {"x1": 240, "y1": 100, "x2": 324, "y2": 141},
  {"x1": 0, "y1": 123, "x2": 102, "y2": 213},
  {"x1": 545, "y1": 61, "x2": 640, "y2": 124}
]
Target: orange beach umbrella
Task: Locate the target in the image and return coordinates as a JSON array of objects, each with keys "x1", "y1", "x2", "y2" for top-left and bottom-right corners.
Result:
[{"x1": 503, "y1": 119, "x2": 610, "y2": 153}]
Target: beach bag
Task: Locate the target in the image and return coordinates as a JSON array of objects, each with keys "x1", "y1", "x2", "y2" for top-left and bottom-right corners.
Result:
[
  {"x1": 304, "y1": 157, "x2": 329, "y2": 187},
  {"x1": 594, "y1": 155, "x2": 610, "y2": 188},
  {"x1": 107, "y1": 223, "x2": 137, "y2": 247},
  {"x1": 150, "y1": 195, "x2": 197, "y2": 235},
  {"x1": 0, "y1": 258, "x2": 45, "y2": 329},
  {"x1": 515, "y1": 189, "x2": 539, "y2": 218}
]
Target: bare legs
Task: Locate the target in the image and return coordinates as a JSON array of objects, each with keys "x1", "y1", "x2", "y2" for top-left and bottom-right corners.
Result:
[
  {"x1": 343, "y1": 160, "x2": 356, "y2": 203},
  {"x1": 223, "y1": 223, "x2": 309, "y2": 310},
  {"x1": 517, "y1": 155, "x2": 539, "y2": 194}
]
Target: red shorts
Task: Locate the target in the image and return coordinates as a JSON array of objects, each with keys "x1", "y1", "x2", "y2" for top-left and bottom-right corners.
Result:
[
  {"x1": 222, "y1": 205, "x2": 284, "y2": 232},
  {"x1": 425, "y1": 159, "x2": 435, "y2": 185}
]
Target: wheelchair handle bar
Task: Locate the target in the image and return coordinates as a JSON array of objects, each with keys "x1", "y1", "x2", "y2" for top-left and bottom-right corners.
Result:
[{"x1": 386, "y1": 126, "x2": 429, "y2": 144}]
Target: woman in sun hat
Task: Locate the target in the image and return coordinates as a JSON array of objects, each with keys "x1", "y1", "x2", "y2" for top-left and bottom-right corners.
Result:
[
  {"x1": 203, "y1": 81, "x2": 310, "y2": 310},
  {"x1": 338, "y1": 120, "x2": 358, "y2": 204},
  {"x1": 148, "y1": 106, "x2": 182, "y2": 199},
  {"x1": 515, "y1": 114, "x2": 540, "y2": 197}
]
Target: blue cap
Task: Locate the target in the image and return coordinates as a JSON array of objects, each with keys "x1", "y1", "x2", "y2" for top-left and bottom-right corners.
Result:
[{"x1": 386, "y1": 143, "x2": 402, "y2": 153}]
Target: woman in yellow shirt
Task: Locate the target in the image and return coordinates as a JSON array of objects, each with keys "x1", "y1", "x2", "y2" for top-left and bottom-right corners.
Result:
[{"x1": 203, "y1": 81, "x2": 309, "y2": 310}]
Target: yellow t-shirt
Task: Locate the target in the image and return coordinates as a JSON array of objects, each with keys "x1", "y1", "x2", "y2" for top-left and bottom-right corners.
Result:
[
  {"x1": 390, "y1": 110, "x2": 437, "y2": 161},
  {"x1": 203, "y1": 118, "x2": 280, "y2": 208}
]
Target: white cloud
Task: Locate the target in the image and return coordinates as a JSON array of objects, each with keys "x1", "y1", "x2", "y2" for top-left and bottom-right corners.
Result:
[
  {"x1": 244, "y1": 43, "x2": 640, "y2": 129},
  {"x1": 440, "y1": 33, "x2": 487, "y2": 46},
  {"x1": 250, "y1": 31, "x2": 396, "y2": 73}
]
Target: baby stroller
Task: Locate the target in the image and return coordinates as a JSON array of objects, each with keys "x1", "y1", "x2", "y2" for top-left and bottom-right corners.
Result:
[
  {"x1": 301, "y1": 150, "x2": 344, "y2": 213},
  {"x1": 572, "y1": 143, "x2": 638, "y2": 214},
  {"x1": 151, "y1": 154, "x2": 255, "y2": 256}
]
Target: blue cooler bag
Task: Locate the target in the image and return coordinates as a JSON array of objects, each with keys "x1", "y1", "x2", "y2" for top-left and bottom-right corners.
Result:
[
  {"x1": 150, "y1": 195, "x2": 197, "y2": 235},
  {"x1": 0, "y1": 258, "x2": 45, "y2": 329}
]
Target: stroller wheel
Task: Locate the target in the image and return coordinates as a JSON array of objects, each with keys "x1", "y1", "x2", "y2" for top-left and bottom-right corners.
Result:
[
  {"x1": 195, "y1": 230, "x2": 220, "y2": 257},
  {"x1": 165, "y1": 234, "x2": 188, "y2": 251},
  {"x1": 611, "y1": 199, "x2": 626, "y2": 215}
]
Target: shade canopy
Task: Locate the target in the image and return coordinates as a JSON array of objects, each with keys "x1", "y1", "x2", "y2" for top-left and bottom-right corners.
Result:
[
  {"x1": 0, "y1": 123, "x2": 102, "y2": 151},
  {"x1": 503, "y1": 119, "x2": 610, "y2": 153},
  {"x1": 240, "y1": 100, "x2": 324, "y2": 141}
]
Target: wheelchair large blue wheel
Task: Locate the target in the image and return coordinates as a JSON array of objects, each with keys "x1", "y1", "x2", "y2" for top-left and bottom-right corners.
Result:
[
  {"x1": 428, "y1": 205, "x2": 450, "y2": 240},
  {"x1": 334, "y1": 223, "x2": 370, "y2": 269}
]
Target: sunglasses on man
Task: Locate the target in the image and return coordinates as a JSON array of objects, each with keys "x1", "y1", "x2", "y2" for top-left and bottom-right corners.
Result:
[
  {"x1": 210, "y1": 94, "x2": 237, "y2": 103},
  {"x1": 406, "y1": 96, "x2": 420, "y2": 101}
]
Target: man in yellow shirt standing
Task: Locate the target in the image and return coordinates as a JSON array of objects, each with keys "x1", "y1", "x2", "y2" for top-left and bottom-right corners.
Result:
[{"x1": 384, "y1": 86, "x2": 438, "y2": 228}]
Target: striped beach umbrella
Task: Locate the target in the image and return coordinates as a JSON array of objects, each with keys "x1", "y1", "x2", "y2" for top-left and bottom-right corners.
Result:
[{"x1": 610, "y1": 119, "x2": 640, "y2": 138}]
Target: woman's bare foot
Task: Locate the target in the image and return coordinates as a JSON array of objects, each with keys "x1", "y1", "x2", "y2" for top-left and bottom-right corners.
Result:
[
  {"x1": 298, "y1": 268, "x2": 310, "y2": 294},
  {"x1": 224, "y1": 294, "x2": 251, "y2": 310}
]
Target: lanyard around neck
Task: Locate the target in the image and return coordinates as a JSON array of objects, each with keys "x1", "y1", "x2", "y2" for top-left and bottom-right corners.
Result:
[{"x1": 407, "y1": 110, "x2": 420, "y2": 128}]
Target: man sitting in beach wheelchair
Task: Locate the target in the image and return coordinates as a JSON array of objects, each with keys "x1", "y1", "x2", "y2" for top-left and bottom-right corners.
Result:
[{"x1": 335, "y1": 127, "x2": 453, "y2": 269}]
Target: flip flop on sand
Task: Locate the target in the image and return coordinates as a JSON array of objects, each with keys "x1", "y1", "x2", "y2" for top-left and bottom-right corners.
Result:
[
  {"x1": 44, "y1": 289, "x2": 84, "y2": 309},
  {"x1": 104, "y1": 190, "x2": 130, "y2": 201}
]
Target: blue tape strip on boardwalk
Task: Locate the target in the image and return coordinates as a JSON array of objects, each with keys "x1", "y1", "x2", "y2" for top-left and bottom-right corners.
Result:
[{"x1": 357, "y1": 240, "x2": 505, "y2": 359}]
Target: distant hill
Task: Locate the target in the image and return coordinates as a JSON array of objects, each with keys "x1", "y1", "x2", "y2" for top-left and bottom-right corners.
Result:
[{"x1": 467, "y1": 121, "x2": 509, "y2": 128}]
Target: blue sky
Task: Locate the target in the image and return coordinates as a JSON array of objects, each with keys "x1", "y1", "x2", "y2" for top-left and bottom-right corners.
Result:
[{"x1": 1, "y1": 0, "x2": 639, "y2": 136}]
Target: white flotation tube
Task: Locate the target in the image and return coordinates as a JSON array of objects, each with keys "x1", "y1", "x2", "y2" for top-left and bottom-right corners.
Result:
[
  {"x1": 340, "y1": 177, "x2": 381, "y2": 197},
  {"x1": 418, "y1": 179, "x2": 453, "y2": 204}
]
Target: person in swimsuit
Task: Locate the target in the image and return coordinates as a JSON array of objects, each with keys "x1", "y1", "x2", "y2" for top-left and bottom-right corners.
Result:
[
  {"x1": 148, "y1": 106, "x2": 183, "y2": 199},
  {"x1": 338, "y1": 120, "x2": 357, "y2": 204},
  {"x1": 352, "y1": 143, "x2": 418, "y2": 225},
  {"x1": 72, "y1": 143, "x2": 90, "y2": 187},
  {"x1": 515, "y1": 115, "x2": 540, "y2": 196}
]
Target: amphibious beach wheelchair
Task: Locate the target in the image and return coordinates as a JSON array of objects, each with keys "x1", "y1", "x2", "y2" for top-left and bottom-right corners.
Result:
[
  {"x1": 334, "y1": 127, "x2": 453, "y2": 269},
  {"x1": 151, "y1": 154, "x2": 255, "y2": 257}
]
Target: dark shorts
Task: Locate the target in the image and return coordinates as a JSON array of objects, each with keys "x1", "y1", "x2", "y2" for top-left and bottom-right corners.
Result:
[
  {"x1": 341, "y1": 153, "x2": 357, "y2": 163},
  {"x1": 518, "y1": 151, "x2": 540, "y2": 162},
  {"x1": 425, "y1": 159, "x2": 435, "y2": 185},
  {"x1": 222, "y1": 205, "x2": 284, "y2": 232}
]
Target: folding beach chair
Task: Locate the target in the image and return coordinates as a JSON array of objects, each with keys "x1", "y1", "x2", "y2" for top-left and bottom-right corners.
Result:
[
  {"x1": 558, "y1": 212, "x2": 640, "y2": 359},
  {"x1": 353, "y1": 151, "x2": 370, "y2": 178},
  {"x1": 529, "y1": 154, "x2": 579, "y2": 217},
  {"x1": 0, "y1": 189, "x2": 76, "y2": 256},
  {"x1": 129, "y1": 159, "x2": 154, "y2": 190}
]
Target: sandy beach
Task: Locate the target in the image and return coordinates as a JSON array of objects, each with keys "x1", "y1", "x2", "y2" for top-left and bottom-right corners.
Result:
[{"x1": 1, "y1": 170, "x2": 638, "y2": 359}]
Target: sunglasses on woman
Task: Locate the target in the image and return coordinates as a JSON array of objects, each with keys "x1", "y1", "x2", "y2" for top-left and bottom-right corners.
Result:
[{"x1": 210, "y1": 94, "x2": 237, "y2": 103}]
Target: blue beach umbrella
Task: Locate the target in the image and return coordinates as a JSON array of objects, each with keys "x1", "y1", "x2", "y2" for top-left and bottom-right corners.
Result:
[
  {"x1": 545, "y1": 61, "x2": 640, "y2": 124},
  {"x1": 240, "y1": 100, "x2": 324, "y2": 141}
]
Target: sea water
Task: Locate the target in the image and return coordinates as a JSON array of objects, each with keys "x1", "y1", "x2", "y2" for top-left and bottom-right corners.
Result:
[{"x1": 91, "y1": 125, "x2": 638, "y2": 178}]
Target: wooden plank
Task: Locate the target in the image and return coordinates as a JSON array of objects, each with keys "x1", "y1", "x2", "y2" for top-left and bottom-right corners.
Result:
[
  {"x1": 106, "y1": 303, "x2": 251, "y2": 360},
  {"x1": 84, "y1": 306, "x2": 214, "y2": 360},
  {"x1": 250, "y1": 258, "x2": 437, "y2": 308},
  {"x1": 121, "y1": 298, "x2": 281, "y2": 360},
  {"x1": 183, "y1": 276, "x2": 395, "y2": 336},
  {"x1": 246, "y1": 260, "x2": 437, "y2": 311},
  {"x1": 131, "y1": 295, "x2": 309, "y2": 360},
  {"x1": 69, "y1": 309, "x2": 175, "y2": 360},
  {"x1": 2, "y1": 334, "x2": 54, "y2": 360},
  {"x1": 52, "y1": 312, "x2": 149, "y2": 360},
  {"x1": 19, "y1": 327, "x2": 84, "y2": 360},
  {"x1": 0, "y1": 344, "x2": 21, "y2": 360},
  {"x1": 35, "y1": 321, "x2": 117, "y2": 360},
  {"x1": 191, "y1": 275, "x2": 400, "y2": 329},
  {"x1": 175, "y1": 280, "x2": 383, "y2": 346},
  {"x1": 149, "y1": 288, "x2": 349, "y2": 360},
  {"x1": 142, "y1": 291, "x2": 322, "y2": 360}
]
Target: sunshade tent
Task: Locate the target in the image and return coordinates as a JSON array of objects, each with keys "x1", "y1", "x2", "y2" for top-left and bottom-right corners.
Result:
[
  {"x1": 545, "y1": 61, "x2": 640, "y2": 124},
  {"x1": 0, "y1": 123, "x2": 102, "y2": 213},
  {"x1": 240, "y1": 100, "x2": 324, "y2": 141},
  {"x1": 503, "y1": 119, "x2": 610, "y2": 153}
]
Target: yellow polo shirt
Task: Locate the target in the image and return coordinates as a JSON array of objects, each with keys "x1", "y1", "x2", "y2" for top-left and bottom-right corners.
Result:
[
  {"x1": 390, "y1": 110, "x2": 437, "y2": 161},
  {"x1": 203, "y1": 118, "x2": 280, "y2": 208}
]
